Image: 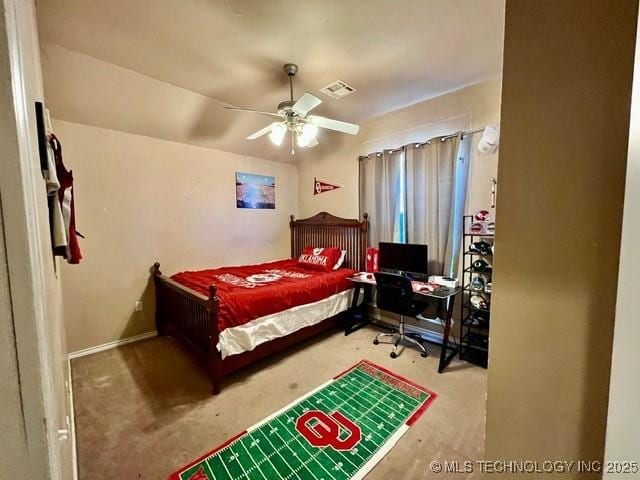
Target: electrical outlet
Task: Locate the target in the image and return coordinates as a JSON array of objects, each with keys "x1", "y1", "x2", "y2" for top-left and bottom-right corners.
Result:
[{"x1": 135, "y1": 300, "x2": 143, "y2": 312}]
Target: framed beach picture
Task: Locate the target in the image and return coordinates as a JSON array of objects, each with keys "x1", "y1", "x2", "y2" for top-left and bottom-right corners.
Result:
[{"x1": 235, "y1": 172, "x2": 276, "y2": 209}]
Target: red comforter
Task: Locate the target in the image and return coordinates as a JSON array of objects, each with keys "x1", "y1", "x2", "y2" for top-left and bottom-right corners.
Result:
[{"x1": 171, "y1": 259, "x2": 356, "y2": 332}]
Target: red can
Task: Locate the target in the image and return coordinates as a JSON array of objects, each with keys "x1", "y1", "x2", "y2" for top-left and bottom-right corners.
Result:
[{"x1": 366, "y1": 247, "x2": 379, "y2": 273}]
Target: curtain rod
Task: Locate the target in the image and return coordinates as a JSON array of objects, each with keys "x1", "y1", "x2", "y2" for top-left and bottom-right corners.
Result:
[
  {"x1": 358, "y1": 126, "x2": 485, "y2": 160},
  {"x1": 440, "y1": 127, "x2": 484, "y2": 141}
]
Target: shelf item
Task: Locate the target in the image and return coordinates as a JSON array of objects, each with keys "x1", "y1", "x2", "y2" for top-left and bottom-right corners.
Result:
[
  {"x1": 464, "y1": 301, "x2": 491, "y2": 313},
  {"x1": 464, "y1": 285, "x2": 492, "y2": 295},
  {"x1": 464, "y1": 282, "x2": 491, "y2": 295},
  {"x1": 464, "y1": 311, "x2": 490, "y2": 329},
  {"x1": 468, "y1": 240, "x2": 493, "y2": 256},
  {"x1": 464, "y1": 251, "x2": 493, "y2": 257},
  {"x1": 469, "y1": 293, "x2": 489, "y2": 309},
  {"x1": 472, "y1": 259, "x2": 493, "y2": 272},
  {"x1": 469, "y1": 272, "x2": 490, "y2": 293}
]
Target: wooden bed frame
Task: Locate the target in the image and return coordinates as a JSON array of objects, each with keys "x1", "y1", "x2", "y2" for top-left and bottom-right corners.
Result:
[{"x1": 152, "y1": 212, "x2": 368, "y2": 394}]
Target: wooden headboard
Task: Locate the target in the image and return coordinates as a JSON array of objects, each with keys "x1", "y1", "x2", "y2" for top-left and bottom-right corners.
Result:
[{"x1": 290, "y1": 212, "x2": 369, "y2": 271}]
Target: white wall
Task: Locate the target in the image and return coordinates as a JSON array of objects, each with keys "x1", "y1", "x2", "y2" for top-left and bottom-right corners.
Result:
[
  {"x1": 56, "y1": 120, "x2": 298, "y2": 352},
  {"x1": 298, "y1": 78, "x2": 502, "y2": 220},
  {"x1": 604, "y1": 10, "x2": 640, "y2": 477}
]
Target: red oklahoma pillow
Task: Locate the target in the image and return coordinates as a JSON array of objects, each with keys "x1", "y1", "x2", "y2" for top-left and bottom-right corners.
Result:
[{"x1": 298, "y1": 246, "x2": 342, "y2": 272}]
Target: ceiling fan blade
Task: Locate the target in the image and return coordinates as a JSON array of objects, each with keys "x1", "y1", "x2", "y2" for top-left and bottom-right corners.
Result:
[
  {"x1": 308, "y1": 115, "x2": 360, "y2": 135},
  {"x1": 225, "y1": 106, "x2": 282, "y2": 119},
  {"x1": 246, "y1": 124, "x2": 273, "y2": 140},
  {"x1": 292, "y1": 92, "x2": 322, "y2": 115}
]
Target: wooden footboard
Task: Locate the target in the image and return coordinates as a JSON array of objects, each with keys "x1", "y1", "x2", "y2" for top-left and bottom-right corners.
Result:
[{"x1": 152, "y1": 262, "x2": 223, "y2": 393}]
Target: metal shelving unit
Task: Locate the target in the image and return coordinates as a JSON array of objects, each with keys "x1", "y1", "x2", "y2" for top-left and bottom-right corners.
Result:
[{"x1": 460, "y1": 215, "x2": 493, "y2": 368}]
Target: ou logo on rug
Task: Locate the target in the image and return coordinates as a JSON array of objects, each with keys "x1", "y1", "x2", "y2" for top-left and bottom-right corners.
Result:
[
  {"x1": 186, "y1": 467, "x2": 208, "y2": 480},
  {"x1": 296, "y1": 410, "x2": 361, "y2": 451}
]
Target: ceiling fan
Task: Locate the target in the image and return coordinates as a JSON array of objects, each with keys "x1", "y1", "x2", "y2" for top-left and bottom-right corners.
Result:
[{"x1": 225, "y1": 63, "x2": 360, "y2": 154}]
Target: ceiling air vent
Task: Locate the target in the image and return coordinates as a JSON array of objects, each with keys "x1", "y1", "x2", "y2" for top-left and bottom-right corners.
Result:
[{"x1": 319, "y1": 80, "x2": 356, "y2": 99}]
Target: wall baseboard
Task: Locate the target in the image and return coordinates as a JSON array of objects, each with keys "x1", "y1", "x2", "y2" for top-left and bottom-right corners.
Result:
[
  {"x1": 68, "y1": 331, "x2": 157, "y2": 360},
  {"x1": 67, "y1": 315, "x2": 451, "y2": 361}
]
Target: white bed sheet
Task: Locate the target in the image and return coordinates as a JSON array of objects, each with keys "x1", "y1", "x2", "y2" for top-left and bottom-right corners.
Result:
[{"x1": 217, "y1": 288, "x2": 354, "y2": 359}]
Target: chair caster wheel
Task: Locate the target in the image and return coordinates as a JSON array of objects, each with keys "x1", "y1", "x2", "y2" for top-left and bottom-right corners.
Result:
[
  {"x1": 390, "y1": 352, "x2": 397, "y2": 359},
  {"x1": 373, "y1": 339, "x2": 379, "y2": 345},
  {"x1": 420, "y1": 352, "x2": 428, "y2": 358}
]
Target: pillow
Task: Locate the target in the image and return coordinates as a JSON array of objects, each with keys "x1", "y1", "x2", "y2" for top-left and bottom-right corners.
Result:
[
  {"x1": 333, "y1": 249, "x2": 347, "y2": 270},
  {"x1": 298, "y1": 246, "x2": 342, "y2": 272}
]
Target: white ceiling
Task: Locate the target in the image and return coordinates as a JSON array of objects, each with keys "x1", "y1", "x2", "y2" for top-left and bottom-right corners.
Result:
[{"x1": 37, "y1": 0, "x2": 504, "y2": 162}]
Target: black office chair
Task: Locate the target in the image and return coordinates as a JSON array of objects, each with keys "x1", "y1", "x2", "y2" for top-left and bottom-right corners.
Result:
[{"x1": 373, "y1": 272, "x2": 430, "y2": 358}]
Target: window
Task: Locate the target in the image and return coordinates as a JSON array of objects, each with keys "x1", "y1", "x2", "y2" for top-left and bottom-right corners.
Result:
[
  {"x1": 393, "y1": 157, "x2": 407, "y2": 243},
  {"x1": 360, "y1": 135, "x2": 471, "y2": 276}
]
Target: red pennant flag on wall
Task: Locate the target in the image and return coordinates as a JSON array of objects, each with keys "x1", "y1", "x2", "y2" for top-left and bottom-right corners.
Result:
[{"x1": 314, "y1": 177, "x2": 344, "y2": 195}]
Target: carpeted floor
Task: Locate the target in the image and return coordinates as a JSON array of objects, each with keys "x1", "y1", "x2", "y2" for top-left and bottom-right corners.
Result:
[{"x1": 71, "y1": 325, "x2": 487, "y2": 479}]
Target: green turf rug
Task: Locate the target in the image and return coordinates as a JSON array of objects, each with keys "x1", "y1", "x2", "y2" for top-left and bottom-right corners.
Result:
[{"x1": 170, "y1": 360, "x2": 437, "y2": 480}]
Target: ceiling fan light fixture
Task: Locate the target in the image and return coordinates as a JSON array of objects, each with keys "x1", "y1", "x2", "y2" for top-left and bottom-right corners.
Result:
[
  {"x1": 268, "y1": 122, "x2": 286, "y2": 146},
  {"x1": 297, "y1": 123, "x2": 319, "y2": 147},
  {"x1": 227, "y1": 63, "x2": 360, "y2": 152}
]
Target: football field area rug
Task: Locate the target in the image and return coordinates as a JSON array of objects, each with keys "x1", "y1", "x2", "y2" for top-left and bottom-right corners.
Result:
[{"x1": 169, "y1": 360, "x2": 437, "y2": 480}]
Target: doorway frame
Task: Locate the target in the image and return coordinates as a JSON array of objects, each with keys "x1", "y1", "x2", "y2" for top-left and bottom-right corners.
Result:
[{"x1": 0, "y1": 0, "x2": 75, "y2": 477}]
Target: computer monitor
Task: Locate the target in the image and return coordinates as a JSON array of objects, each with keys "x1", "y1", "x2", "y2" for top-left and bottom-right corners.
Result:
[{"x1": 378, "y1": 242, "x2": 429, "y2": 278}]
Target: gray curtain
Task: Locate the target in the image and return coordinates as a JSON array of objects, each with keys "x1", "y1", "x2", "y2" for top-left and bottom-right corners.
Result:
[
  {"x1": 406, "y1": 137, "x2": 458, "y2": 275},
  {"x1": 406, "y1": 133, "x2": 472, "y2": 276},
  {"x1": 359, "y1": 150, "x2": 404, "y2": 246}
]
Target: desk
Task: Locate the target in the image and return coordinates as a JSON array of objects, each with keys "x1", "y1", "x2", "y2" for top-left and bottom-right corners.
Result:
[{"x1": 346, "y1": 273, "x2": 460, "y2": 373}]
